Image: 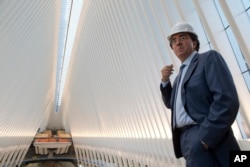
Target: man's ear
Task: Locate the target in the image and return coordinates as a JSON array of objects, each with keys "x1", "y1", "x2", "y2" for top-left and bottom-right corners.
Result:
[{"x1": 193, "y1": 41, "x2": 197, "y2": 50}]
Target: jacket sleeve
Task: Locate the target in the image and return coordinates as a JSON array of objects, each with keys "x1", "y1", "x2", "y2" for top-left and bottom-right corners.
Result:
[{"x1": 160, "y1": 82, "x2": 173, "y2": 109}]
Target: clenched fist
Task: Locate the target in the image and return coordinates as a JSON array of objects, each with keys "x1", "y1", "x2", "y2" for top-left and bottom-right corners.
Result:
[{"x1": 161, "y1": 64, "x2": 174, "y2": 82}]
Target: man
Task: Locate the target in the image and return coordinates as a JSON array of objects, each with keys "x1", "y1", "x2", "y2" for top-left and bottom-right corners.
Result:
[{"x1": 160, "y1": 22, "x2": 240, "y2": 167}]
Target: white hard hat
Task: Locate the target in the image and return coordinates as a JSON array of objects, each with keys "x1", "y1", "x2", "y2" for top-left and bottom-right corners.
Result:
[{"x1": 167, "y1": 22, "x2": 197, "y2": 41}]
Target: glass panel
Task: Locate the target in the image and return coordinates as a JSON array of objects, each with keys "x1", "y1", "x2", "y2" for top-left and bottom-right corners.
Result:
[
  {"x1": 242, "y1": 0, "x2": 250, "y2": 9},
  {"x1": 214, "y1": 0, "x2": 229, "y2": 27},
  {"x1": 243, "y1": 70, "x2": 250, "y2": 91},
  {"x1": 226, "y1": 28, "x2": 248, "y2": 72},
  {"x1": 242, "y1": 0, "x2": 250, "y2": 18}
]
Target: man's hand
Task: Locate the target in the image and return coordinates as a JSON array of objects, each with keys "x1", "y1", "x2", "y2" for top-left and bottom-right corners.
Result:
[{"x1": 161, "y1": 64, "x2": 174, "y2": 82}]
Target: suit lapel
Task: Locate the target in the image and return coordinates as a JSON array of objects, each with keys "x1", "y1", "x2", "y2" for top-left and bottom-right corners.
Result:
[{"x1": 181, "y1": 53, "x2": 199, "y2": 109}]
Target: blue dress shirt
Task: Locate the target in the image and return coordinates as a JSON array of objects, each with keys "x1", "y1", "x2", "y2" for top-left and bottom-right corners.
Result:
[{"x1": 162, "y1": 51, "x2": 197, "y2": 128}]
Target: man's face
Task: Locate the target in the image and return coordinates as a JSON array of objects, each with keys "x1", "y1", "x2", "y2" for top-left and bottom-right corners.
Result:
[{"x1": 170, "y1": 33, "x2": 196, "y2": 62}]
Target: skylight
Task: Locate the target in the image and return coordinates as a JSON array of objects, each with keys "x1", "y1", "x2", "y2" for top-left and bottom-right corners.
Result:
[{"x1": 55, "y1": 0, "x2": 83, "y2": 112}]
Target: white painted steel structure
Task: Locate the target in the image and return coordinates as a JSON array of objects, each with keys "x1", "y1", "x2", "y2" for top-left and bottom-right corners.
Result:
[{"x1": 0, "y1": 0, "x2": 250, "y2": 167}]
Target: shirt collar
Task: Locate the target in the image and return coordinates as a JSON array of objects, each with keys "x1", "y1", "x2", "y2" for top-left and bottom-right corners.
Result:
[{"x1": 182, "y1": 51, "x2": 197, "y2": 66}]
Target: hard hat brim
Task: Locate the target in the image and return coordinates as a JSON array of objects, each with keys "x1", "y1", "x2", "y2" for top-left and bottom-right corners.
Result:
[{"x1": 167, "y1": 31, "x2": 197, "y2": 41}]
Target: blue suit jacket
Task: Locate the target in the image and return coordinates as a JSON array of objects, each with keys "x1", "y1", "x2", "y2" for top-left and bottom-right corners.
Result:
[{"x1": 161, "y1": 50, "x2": 239, "y2": 158}]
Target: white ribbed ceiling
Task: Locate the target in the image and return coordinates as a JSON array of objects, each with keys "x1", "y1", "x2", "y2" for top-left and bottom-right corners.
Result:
[
  {"x1": 0, "y1": 0, "x2": 60, "y2": 147},
  {"x1": 1, "y1": 0, "x2": 250, "y2": 166}
]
